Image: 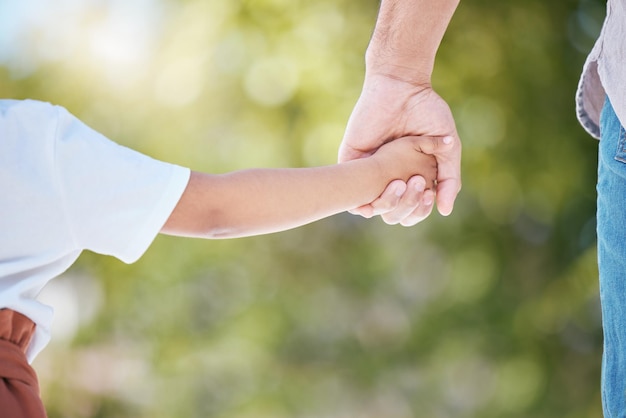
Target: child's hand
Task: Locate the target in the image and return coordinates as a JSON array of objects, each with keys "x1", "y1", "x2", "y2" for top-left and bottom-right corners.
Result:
[{"x1": 372, "y1": 135, "x2": 453, "y2": 190}]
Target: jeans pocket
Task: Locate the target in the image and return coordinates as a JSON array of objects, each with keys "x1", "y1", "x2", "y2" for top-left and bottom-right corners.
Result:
[{"x1": 614, "y1": 126, "x2": 626, "y2": 164}]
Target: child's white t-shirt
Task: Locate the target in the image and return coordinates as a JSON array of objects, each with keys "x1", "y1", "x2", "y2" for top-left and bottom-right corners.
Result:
[{"x1": 0, "y1": 100, "x2": 191, "y2": 362}]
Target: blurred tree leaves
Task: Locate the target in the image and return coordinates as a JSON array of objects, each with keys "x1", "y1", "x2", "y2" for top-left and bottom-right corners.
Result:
[{"x1": 0, "y1": 0, "x2": 607, "y2": 416}]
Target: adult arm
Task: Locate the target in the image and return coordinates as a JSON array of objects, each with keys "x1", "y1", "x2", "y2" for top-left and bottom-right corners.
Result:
[
  {"x1": 366, "y1": 0, "x2": 460, "y2": 82},
  {"x1": 339, "y1": 0, "x2": 462, "y2": 225}
]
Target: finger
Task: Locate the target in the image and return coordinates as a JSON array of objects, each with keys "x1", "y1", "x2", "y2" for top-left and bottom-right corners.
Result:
[
  {"x1": 349, "y1": 180, "x2": 406, "y2": 218},
  {"x1": 380, "y1": 176, "x2": 426, "y2": 225},
  {"x1": 425, "y1": 134, "x2": 461, "y2": 216},
  {"x1": 400, "y1": 189, "x2": 435, "y2": 226},
  {"x1": 436, "y1": 178, "x2": 462, "y2": 216},
  {"x1": 368, "y1": 180, "x2": 407, "y2": 216},
  {"x1": 412, "y1": 135, "x2": 455, "y2": 155},
  {"x1": 348, "y1": 205, "x2": 375, "y2": 218}
]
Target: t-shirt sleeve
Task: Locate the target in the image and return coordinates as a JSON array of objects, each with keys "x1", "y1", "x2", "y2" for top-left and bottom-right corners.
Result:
[{"x1": 53, "y1": 106, "x2": 191, "y2": 263}]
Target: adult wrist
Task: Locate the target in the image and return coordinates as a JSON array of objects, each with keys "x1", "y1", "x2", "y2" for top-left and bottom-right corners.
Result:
[{"x1": 364, "y1": 48, "x2": 434, "y2": 86}]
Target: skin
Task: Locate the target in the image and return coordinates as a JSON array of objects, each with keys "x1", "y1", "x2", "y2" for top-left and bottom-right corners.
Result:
[
  {"x1": 161, "y1": 135, "x2": 452, "y2": 239},
  {"x1": 339, "y1": 0, "x2": 462, "y2": 226}
]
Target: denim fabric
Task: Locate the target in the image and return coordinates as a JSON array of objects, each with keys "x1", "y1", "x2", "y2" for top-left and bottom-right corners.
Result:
[{"x1": 598, "y1": 96, "x2": 626, "y2": 417}]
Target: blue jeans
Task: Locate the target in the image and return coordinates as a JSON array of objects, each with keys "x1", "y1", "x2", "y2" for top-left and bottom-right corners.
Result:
[{"x1": 598, "y1": 97, "x2": 626, "y2": 417}]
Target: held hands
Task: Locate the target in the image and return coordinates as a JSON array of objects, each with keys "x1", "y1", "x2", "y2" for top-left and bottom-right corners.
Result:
[
  {"x1": 370, "y1": 135, "x2": 453, "y2": 216},
  {"x1": 339, "y1": 74, "x2": 462, "y2": 226}
]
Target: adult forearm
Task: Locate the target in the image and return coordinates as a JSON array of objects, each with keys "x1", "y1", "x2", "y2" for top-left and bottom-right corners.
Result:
[{"x1": 366, "y1": 0, "x2": 460, "y2": 83}]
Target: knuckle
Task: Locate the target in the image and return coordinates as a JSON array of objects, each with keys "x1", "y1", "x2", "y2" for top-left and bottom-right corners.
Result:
[
  {"x1": 430, "y1": 136, "x2": 439, "y2": 150},
  {"x1": 374, "y1": 200, "x2": 394, "y2": 212},
  {"x1": 403, "y1": 191, "x2": 421, "y2": 207}
]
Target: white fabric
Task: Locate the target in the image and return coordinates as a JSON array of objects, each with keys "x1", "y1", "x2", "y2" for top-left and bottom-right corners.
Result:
[
  {"x1": 576, "y1": 0, "x2": 626, "y2": 138},
  {"x1": 0, "y1": 99, "x2": 190, "y2": 362}
]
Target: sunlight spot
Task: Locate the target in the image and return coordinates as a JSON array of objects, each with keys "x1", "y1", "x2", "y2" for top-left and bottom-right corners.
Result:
[
  {"x1": 458, "y1": 96, "x2": 507, "y2": 150},
  {"x1": 154, "y1": 56, "x2": 207, "y2": 107},
  {"x1": 244, "y1": 56, "x2": 299, "y2": 107},
  {"x1": 493, "y1": 357, "x2": 545, "y2": 412}
]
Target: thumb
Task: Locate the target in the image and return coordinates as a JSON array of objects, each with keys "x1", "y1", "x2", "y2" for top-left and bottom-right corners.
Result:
[
  {"x1": 412, "y1": 134, "x2": 462, "y2": 216},
  {"x1": 338, "y1": 142, "x2": 372, "y2": 163}
]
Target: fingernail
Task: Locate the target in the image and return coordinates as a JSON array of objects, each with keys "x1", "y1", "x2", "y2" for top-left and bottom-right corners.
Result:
[
  {"x1": 394, "y1": 183, "x2": 406, "y2": 196},
  {"x1": 412, "y1": 177, "x2": 426, "y2": 192},
  {"x1": 443, "y1": 136, "x2": 453, "y2": 145}
]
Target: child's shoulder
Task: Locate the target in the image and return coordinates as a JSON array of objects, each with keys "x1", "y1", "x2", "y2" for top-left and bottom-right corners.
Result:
[
  {"x1": 0, "y1": 99, "x2": 68, "y2": 134},
  {"x1": 0, "y1": 99, "x2": 59, "y2": 115},
  {"x1": 0, "y1": 100, "x2": 70, "y2": 152}
]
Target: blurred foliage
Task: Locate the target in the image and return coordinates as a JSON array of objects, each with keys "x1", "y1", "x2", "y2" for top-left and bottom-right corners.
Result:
[{"x1": 0, "y1": 0, "x2": 607, "y2": 416}]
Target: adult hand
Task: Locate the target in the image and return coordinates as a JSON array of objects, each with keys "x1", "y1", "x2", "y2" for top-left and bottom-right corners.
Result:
[{"x1": 338, "y1": 73, "x2": 462, "y2": 226}]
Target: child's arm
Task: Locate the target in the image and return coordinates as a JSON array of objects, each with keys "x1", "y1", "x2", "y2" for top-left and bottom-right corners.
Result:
[{"x1": 161, "y1": 136, "x2": 450, "y2": 239}]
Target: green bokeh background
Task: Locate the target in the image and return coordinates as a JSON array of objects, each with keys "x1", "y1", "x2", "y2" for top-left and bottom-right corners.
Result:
[{"x1": 0, "y1": 0, "x2": 606, "y2": 416}]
